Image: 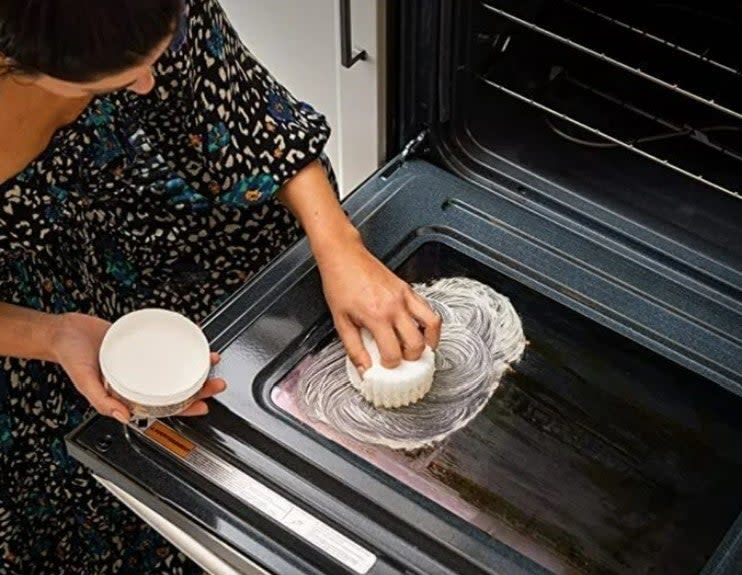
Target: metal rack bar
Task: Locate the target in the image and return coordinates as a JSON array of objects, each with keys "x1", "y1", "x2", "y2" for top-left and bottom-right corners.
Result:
[
  {"x1": 480, "y1": 75, "x2": 741, "y2": 200},
  {"x1": 563, "y1": 0, "x2": 742, "y2": 79},
  {"x1": 561, "y1": 75, "x2": 742, "y2": 164},
  {"x1": 481, "y1": 2, "x2": 742, "y2": 122}
]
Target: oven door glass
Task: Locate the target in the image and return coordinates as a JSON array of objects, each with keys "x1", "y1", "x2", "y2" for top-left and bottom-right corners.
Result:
[{"x1": 272, "y1": 240, "x2": 742, "y2": 575}]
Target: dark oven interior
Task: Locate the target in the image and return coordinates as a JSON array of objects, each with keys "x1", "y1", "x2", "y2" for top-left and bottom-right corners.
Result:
[
  {"x1": 273, "y1": 240, "x2": 742, "y2": 575},
  {"x1": 445, "y1": 0, "x2": 742, "y2": 270}
]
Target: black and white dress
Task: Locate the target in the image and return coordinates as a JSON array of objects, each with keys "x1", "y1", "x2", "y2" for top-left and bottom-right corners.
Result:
[{"x1": 0, "y1": 1, "x2": 331, "y2": 572}]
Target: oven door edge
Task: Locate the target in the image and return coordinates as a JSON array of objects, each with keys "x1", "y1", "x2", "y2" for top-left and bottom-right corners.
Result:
[{"x1": 65, "y1": 417, "x2": 305, "y2": 575}]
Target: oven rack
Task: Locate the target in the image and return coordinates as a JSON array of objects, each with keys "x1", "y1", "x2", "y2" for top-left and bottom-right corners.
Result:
[
  {"x1": 480, "y1": 75, "x2": 741, "y2": 200},
  {"x1": 557, "y1": 72, "x2": 742, "y2": 165},
  {"x1": 562, "y1": 0, "x2": 742, "y2": 79},
  {"x1": 481, "y1": 2, "x2": 742, "y2": 123}
]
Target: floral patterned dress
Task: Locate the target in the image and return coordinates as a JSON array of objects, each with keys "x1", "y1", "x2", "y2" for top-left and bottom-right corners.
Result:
[{"x1": 0, "y1": 1, "x2": 331, "y2": 573}]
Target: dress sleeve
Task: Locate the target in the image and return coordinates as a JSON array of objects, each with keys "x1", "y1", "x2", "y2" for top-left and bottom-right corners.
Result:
[{"x1": 145, "y1": 0, "x2": 332, "y2": 205}]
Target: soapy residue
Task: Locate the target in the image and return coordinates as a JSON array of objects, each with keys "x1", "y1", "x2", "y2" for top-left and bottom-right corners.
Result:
[{"x1": 296, "y1": 277, "x2": 527, "y2": 450}]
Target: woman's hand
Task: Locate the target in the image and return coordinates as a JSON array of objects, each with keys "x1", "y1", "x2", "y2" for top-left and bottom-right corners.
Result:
[
  {"x1": 316, "y1": 235, "x2": 441, "y2": 372},
  {"x1": 278, "y1": 160, "x2": 441, "y2": 371},
  {"x1": 50, "y1": 312, "x2": 226, "y2": 423}
]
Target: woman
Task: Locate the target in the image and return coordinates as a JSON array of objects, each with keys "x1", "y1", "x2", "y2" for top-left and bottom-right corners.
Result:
[{"x1": 0, "y1": 0, "x2": 440, "y2": 572}]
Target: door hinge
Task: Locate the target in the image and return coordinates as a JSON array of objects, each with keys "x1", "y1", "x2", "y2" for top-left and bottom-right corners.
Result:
[
  {"x1": 401, "y1": 130, "x2": 429, "y2": 162},
  {"x1": 381, "y1": 130, "x2": 430, "y2": 179}
]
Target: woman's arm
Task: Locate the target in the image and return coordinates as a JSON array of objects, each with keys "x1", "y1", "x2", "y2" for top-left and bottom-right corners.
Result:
[
  {"x1": 0, "y1": 303, "x2": 133, "y2": 421},
  {"x1": 148, "y1": 1, "x2": 440, "y2": 368},
  {"x1": 278, "y1": 161, "x2": 441, "y2": 372},
  {"x1": 276, "y1": 161, "x2": 359, "y2": 266},
  {"x1": 0, "y1": 303, "x2": 224, "y2": 422},
  {"x1": 0, "y1": 302, "x2": 60, "y2": 362}
]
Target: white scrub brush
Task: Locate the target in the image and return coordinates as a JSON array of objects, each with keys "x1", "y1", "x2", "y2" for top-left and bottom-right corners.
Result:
[{"x1": 345, "y1": 329, "x2": 436, "y2": 409}]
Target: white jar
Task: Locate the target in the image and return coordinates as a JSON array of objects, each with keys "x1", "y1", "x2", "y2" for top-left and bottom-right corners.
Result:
[{"x1": 99, "y1": 309, "x2": 211, "y2": 420}]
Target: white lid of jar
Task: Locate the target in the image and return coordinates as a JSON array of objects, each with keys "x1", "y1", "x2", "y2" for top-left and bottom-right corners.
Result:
[{"x1": 99, "y1": 309, "x2": 211, "y2": 406}]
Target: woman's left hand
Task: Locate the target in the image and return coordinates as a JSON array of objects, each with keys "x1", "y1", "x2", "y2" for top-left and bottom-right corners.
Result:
[{"x1": 316, "y1": 235, "x2": 441, "y2": 373}]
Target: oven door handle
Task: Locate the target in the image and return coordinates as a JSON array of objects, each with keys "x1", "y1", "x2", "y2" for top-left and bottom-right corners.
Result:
[{"x1": 339, "y1": 0, "x2": 368, "y2": 68}]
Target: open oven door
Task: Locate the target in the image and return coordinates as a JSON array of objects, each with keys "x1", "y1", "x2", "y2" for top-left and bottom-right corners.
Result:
[
  {"x1": 66, "y1": 152, "x2": 742, "y2": 575},
  {"x1": 68, "y1": 1, "x2": 742, "y2": 574}
]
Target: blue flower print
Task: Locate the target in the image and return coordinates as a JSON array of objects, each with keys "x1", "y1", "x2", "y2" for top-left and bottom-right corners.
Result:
[
  {"x1": 165, "y1": 178, "x2": 209, "y2": 211},
  {"x1": 0, "y1": 414, "x2": 12, "y2": 454},
  {"x1": 297, "y1": 101, "x2": 318, "y2": 115},
  {"x1": 44, "y1": 204, "x2": 62, "y2": 223},
  {"x1": 207, "y1": 122, "x2": 231, "y2": 155},
  {"x1": 25, "y1": 491, "x2": 55, "y2": 522},
  {"x1": 50, "y1": 437, "x2": 79, "y2": 474},
  {"x1": 206, "y1": 25, "x2": 225, "y2": 58},
  {"x1": 104, "y1": 250, "x2": 138, "y2": 288},
  {"x1": 11, "y1": 260, "x2": 42, "y2": 309},
  {"x1": 15, "y1": 166, "x2": 35, "y2": 183},
  {"x1": 220, "y1": 174, "x2": 278, "y2": 206},
  {"x1": 44, "y1": 185, "x2": 70, "y2": 223},
  {"x1": 48, "y1": 277, "x2": 77, "y2": 314},
  {"x1": 170, "y1": 9, "x2": 189, "y2": 53},
  {"x1": 91, "y1": 130, "x2": 125, "y2": 167},
  {"x1": 85, "y1": 99, "x2": 125, "y2": 166},
  {"x1": 267, "y1": 91, "x2": 296, "y2": 124},
  {"x1": 48, "y1": 186, "x2": 69, "y2": 202},
  {"x1": 85, "y1": 98, "x2": 116, "y2": 128},
  {"x1": 66, "y1": 402, "x2": 85, "y2": 428}
]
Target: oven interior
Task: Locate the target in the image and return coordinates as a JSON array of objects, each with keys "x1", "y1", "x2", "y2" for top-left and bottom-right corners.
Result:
[
  {"x1": 436, "y1": 0, "x2": 742, "y2": 271},
  {"x1": 272, "y1": 240, "x2": 742, "y2": 575}
]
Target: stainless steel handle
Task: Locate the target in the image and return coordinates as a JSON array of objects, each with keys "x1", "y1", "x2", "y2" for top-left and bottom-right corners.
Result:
[{"x1": 340, "y1": 0, "x2": 367, "y2": 68}]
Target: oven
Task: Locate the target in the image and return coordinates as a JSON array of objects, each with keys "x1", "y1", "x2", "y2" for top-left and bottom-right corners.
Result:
[{"x1": 67, "y1": 1, "x2": 742, "y2": 574}]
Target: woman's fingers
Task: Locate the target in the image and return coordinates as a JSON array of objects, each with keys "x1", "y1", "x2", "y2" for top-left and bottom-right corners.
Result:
[
  {"x1": 176, "y1": 377, "x2": 227, "y2": 417},
  {"x1": 368, "y1": 324, "x2": 402, "y2": 369},
  {"x1": 342, "y1": 290, "x2": 437, "y2": 369},
  {"x1": 196, "y1": 377, "x2": 227, "y2": 400},
  {"x1": 336, "y1": 316, "x2": 371, "y2": 373},
  {"x1": 405, "y1": 290, "x2": 442, "y2": 349},
  {"x1": 173, "y1": 354, "x2": 226, "y2": 417},
  {"x1": 69, "y1": 363, "x2": 131, "y2": 423},
  {"x1": 395, "y1": 314, "x2": 426, "y2": 361},
  {"x1": 179, "y1": 401, "x2": 209, "y2": 417}
]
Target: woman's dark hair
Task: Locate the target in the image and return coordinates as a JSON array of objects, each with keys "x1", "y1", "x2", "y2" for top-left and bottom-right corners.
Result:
[{"x1": 0, "y1": 0, "x2": 183, "y2": 82}]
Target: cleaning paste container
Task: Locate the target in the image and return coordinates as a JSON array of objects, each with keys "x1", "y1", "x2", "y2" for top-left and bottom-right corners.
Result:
[{"x1": 99, "y1": 309, "x2": 211, "y2": 419}]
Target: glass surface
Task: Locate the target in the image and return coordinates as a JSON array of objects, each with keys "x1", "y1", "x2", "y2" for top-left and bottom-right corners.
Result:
[{"x1": 273, "y1": 242, "x2": 742, "y2": 575}]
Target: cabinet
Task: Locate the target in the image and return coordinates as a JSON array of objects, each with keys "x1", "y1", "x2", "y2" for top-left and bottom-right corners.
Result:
[{"x1": 220, "y1": 0, "x2": 386, "y2": 195}]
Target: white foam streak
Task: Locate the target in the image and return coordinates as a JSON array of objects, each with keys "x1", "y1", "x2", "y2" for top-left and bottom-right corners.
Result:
[{"x1": 297, "y1": 277, "x2": 527, "y2": 450}]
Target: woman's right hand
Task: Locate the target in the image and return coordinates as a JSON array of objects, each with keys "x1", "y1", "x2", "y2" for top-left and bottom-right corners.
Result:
[{"x1": 51, "y1": 312, "x2": 226, "y2": 423}]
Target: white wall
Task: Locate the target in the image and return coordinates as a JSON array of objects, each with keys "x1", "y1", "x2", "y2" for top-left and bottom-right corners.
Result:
[{"x1": 219, "y1": 0, "x2": 385, "y2": 195}]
